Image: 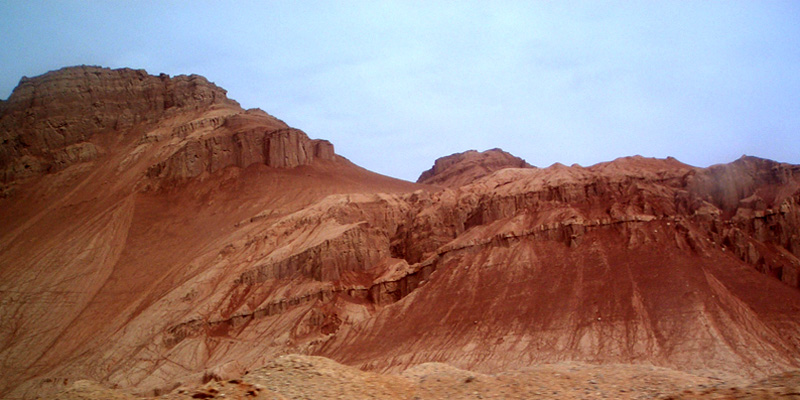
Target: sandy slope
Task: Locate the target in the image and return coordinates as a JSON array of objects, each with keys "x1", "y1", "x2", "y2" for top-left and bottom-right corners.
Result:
[{"x1": 2, "y1": 66, "x2": 800, "y2": 399}]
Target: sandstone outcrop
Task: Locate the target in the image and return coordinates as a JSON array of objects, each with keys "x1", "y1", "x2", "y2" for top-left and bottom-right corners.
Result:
[
  {"x1": 0, "y1": 66, "x2": 239, "y2": 182},
  {"x1": 417, "y1": 148, "x2": 533, "y2": 187},
  {"x1": 321, "y1": 156, "x2": 800, "y2": 380},
  {"x1": 1, "y1": 66, "x2": 800, "y2": 399},
  {"x1": 146, "y1": 124, "x2": 336, "y2": 181}
]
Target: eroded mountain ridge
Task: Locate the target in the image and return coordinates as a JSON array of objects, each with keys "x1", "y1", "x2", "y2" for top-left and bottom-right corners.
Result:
[{"x1": 1, "y1": 66, "x2": 799, "y2": 399}]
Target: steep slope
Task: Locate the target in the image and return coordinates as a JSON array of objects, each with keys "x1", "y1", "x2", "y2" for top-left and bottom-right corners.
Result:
[
  {"x1": 0, "y1": 66, "x2": 422, "y2": 398},
  {"x1": 320, "y1": 156, "x2": 800, "y2": 378},
  {"x1": 1, "y1": 66, "x2": 800, "y2": 399}
]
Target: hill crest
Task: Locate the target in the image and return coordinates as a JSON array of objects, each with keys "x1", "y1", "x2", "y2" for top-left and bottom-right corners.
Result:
[
  {"x1": 417, "y1": 148, "x2": 533, "y2": 187},
  {"x1": 1, "y1": 66, "x2": 800, "y2": 399}
]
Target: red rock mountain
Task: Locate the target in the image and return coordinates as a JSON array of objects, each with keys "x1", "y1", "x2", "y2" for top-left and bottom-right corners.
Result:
[
  {"x1": 1, "y1": 66, "x2": 800, "y2": 399},
  {"x1": 417, "y1": 148, "x2": 533, "y2": 187}
]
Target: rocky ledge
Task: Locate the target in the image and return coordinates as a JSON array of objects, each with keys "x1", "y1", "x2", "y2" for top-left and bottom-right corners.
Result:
[{"x1": 0, "y1": 66, "x2": 238, "y2": 182}]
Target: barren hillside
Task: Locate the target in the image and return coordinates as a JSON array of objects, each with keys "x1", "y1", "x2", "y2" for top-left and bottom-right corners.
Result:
[{"x1": 1, "y1": 66, "x2": 799, "y2": 399}]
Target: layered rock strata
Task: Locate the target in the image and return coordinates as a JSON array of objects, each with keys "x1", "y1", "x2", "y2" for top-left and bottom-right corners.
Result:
[
  {"x1": 0, "y1": 66, "x2": 238, "y2": 182},
  {"x1": 1, "y1": 66, "x2": 800, "y2": 399}
]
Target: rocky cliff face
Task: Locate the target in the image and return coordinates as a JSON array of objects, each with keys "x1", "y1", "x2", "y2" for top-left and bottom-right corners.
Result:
[
  {"x1": 321, "y1": 155, "x2": 800, "y2": 377},
  {"x1": 0, "y1": 66, "x2": 337, "y2": 192},
  {"x1": 145, "y1": 112, "x2": 335, "y2": 181},
  {"x1": 1, "y1": 66, "x2": 800, "y2": 399},
  {"x1": 0, "y1": 66, "x2": 240, "y2": 183}
]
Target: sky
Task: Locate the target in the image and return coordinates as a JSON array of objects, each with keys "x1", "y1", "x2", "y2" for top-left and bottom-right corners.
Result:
[{"x1": 1, "y1": 1, "x2": 799, "y2": 181}]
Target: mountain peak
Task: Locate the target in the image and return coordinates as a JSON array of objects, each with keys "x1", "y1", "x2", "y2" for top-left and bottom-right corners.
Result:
[
  {"x1": 4, "y1": 65, "x2": 238, "y2": 113},
  {"x1": 0, "y1": 66, "x2": 241, "y2": 182},
  {"x1": 2, "y1": 66, "x2": 800, "y2": 399},
  {"x1": 417, "y1": 148, "x2": 533, "y2": 187}
]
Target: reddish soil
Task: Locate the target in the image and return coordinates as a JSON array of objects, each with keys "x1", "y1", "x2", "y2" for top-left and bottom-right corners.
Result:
[{"x1": 2, "y1": 66, "x2": 800, "y2": 399}]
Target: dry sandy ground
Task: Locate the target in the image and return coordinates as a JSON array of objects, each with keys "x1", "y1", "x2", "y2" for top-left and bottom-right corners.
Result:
[{"x1": 49, "y1": 354, "x2": 800, "y2": 400}]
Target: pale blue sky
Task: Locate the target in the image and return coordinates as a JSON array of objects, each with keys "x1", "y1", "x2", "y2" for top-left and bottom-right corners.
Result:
[{"x1": 2, "y1": 1, "x2": 799, "y2": 181}]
